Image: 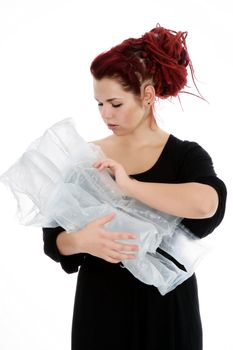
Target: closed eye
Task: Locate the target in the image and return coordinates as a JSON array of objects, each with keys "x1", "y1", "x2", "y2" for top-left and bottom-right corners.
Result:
[
  {"x1": 97, "y1": 103, "x2": 122, "y2": 108},
  {"x1": 112, "y1": 104, "x2": 122, "y2": 108}
]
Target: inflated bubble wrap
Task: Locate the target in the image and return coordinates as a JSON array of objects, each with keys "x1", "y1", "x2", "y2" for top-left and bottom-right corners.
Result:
[{"x1": 0, "y1": 118, "x2": 208, "y2": 295}]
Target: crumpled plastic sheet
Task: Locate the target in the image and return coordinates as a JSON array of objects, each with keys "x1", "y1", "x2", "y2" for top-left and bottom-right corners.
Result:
[{"x1": 0, "y1": 118, "x2": 208, "y2": 295}]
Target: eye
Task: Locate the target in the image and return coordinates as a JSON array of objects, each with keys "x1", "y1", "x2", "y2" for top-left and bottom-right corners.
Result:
[
  {"x1": 98, "y1": 103, "x2": 103, "y2": 107},
  {"x1": 112, "y1": 104, "x2": 122, "y2": 108}
]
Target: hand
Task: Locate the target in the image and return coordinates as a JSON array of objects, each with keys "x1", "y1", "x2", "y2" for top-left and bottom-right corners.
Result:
[
  {"x1": 92, "y1": 158, "x2": 132, "y2": 194},
  {"x1": 78, "y1": 213, "x2": 139, "y2": 264}
]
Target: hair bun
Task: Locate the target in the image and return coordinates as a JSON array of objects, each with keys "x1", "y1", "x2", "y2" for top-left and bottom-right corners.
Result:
[
  {"x1": 90, "y1": 23, "x2": 203, "y2": 101},
  {"x1": 141, "y1": 24, "x2": 191, "y2": 98}
]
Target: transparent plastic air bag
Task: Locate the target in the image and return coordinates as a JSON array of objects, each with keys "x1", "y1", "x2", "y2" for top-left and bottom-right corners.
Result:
[{"x1": 0, "y1": 118, "x2": 208, "y2": 295}]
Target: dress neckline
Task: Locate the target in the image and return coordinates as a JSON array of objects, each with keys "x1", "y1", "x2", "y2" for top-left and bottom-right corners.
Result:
[{"x1": 129, "y1": 134, "x2": 173, "y2": 177}]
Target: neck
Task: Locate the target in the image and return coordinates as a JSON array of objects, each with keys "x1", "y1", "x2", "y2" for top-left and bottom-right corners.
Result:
[{"x1": 112, "y1": 118, "x2": 164, "y2": 149}]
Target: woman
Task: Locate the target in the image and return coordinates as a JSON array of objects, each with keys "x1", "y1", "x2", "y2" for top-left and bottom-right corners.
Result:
[{"x1": 43, "y1": 24, "x2": 227, "y2": 349}]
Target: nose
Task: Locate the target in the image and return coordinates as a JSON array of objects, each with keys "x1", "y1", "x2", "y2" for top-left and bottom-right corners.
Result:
[{"x1": 100, "y1": 104, "x2": 112, "y2": 121}]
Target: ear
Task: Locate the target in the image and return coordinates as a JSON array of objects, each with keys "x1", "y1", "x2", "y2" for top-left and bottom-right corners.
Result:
[{"x1": 142, "y1": 84, "x2": 156, "y2": 107}]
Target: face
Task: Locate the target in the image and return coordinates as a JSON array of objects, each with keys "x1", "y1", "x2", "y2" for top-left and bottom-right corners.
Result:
[{"x1": 93, "y1": 77, "x2": 149, "y2": 136}]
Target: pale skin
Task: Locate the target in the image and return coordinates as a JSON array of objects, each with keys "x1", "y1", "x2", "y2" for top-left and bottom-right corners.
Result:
[{"x1": 56, "y1": 77, "x2": 219, "y2": 264}]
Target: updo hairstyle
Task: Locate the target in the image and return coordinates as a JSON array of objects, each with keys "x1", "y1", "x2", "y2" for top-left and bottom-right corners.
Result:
[{"x1": 90, "y1": 24, "x2": 201, "y2": 100}]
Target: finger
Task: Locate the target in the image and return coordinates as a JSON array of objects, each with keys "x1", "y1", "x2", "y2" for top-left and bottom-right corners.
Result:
[
  {"x1": 92, "y1": 213, "x2": 116, "y2": 226},
  {"x1": 93, "y1": 158, "x2": 114, "y2": 165},
  {"x1": 104, "y1": 256, "x2": 121, "y2": 264},
  {"x1": 109, "y1": 251, "x2": 137, "y2": 261},
  {"x1": 93, "y1": 159, "x2": 112, "y2": 167},
  {"x1": 92, "y1": 160, "x2": 102, "y2": 167},
  {"x1": 112, "y1": 242, "x2": 139, "y2": 252},
  {"x1": 93, "y1": 162, "x2": 105, "y2": 170},
  {"x1": 98, "y1": 159, "x2": 118, "y2": 168},
  {"x1": 103, "y1": 231, "x2": 137, "y2": 240},
  {"x1": 97, "y1": 164, "x2": 115, "y2": 174}
]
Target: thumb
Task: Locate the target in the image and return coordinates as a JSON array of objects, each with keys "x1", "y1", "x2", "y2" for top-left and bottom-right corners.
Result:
[{"x1": 94, "y1": 212, "x2": 116, "y2": 226}]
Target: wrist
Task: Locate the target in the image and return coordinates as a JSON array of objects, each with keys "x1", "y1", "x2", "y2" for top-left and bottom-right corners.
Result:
[
  {"x1": 123, "y1": 177, "x2": 138, "y2": 197},
  {"x1": 56, "y1": 230, "x2": 84, "y2": 256}
]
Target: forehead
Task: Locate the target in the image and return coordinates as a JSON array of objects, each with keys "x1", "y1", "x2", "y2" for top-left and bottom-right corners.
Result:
[{"x1": 93, "y1": 77, "x2": 133, "y2": 100}]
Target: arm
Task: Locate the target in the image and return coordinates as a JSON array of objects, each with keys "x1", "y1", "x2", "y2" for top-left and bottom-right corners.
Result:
[
  {"x1": 124, "y1": 180, "x2": 219, "y2": 219},
  {"x1": 92, "y1": 158, "x2": 218, "y2": 219},
  {"x1": 93, "y1": 142, "x2": 227, "y2": 238},
  {"x1": 43, "y1": 226, "x2": 86, "y2": 273},
  {"x1": 43, "y1": 213, "x2": 139, "y2": 266},
  {"x1": 56, "y1": 230, "x2": 83, "y2": 256}
]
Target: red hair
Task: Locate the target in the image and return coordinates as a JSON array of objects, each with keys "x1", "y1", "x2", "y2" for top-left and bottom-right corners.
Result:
[{"x1": 90, "y1": 24, "x2": 202, "y2": 100}]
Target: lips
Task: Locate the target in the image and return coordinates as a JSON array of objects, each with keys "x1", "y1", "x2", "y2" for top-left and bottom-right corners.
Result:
[{"x1": 107, "y1": 124, "x2": 119, "y2": 130}]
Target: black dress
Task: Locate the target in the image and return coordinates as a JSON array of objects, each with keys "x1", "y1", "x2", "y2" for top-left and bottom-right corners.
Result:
[{"x1": 43, "y1": 135, "x2": 227, "y2": 350}]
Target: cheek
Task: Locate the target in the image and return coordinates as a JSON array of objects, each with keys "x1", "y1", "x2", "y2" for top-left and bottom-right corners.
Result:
[
  {"x1": 131, "y1": 106, "x2": 145, "y2": 121},
  {"x1": 120, "y1": 104, "x2": 143, "y2": 125},
  {"x1": 123, "y1": 110, "x2": 136, "y2": 124}
]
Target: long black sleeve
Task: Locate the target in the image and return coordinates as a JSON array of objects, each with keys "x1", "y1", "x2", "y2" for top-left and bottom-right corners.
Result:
[
  {"x1": 43, "y1": 226, "x2": 86, "y2": 273},
  {"x1": 177, "y1": 141, "x2": 227, "y2": 238}
]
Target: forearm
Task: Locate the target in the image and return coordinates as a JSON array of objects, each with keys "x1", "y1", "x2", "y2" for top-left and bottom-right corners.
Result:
[
  {"x1": 56, "y1": 231, "x2": 84, "y2": 256},
  {"x1": 125, "y1": 180, "x2": 219, "y2": 219}
]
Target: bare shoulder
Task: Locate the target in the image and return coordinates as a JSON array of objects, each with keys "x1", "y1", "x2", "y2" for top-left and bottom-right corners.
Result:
[
  {"x1": 90, "y1": 135, "x2": 113, "y2": 146},
  {"x1": 89, "y1": 136, "x2": 126, "y2": 164},
  {"x1": 89, "y1": 135, "x2": 115, "y2": 153},
  {"x1": 88, "y1": 129, "x2": 170, "y2": 175}
]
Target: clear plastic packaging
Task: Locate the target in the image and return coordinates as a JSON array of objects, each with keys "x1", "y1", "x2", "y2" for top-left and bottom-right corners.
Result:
[{"x1": 0, "y1": 118, "x2": 208, "y2": 295}]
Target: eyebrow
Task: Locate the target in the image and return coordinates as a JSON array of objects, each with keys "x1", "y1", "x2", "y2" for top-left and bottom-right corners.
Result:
[{"x1": 95, "y1": 97, "x2": 123, "y2": 102}]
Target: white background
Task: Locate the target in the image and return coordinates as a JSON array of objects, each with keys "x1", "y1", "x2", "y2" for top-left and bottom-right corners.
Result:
[{"x1": 0, "y1": 0, "x2": 232, "y2": 349}]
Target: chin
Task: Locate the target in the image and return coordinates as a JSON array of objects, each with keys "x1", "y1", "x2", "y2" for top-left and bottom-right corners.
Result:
[{"x1": 112, "y1": 129, "x2": 129, "y2": 136}]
